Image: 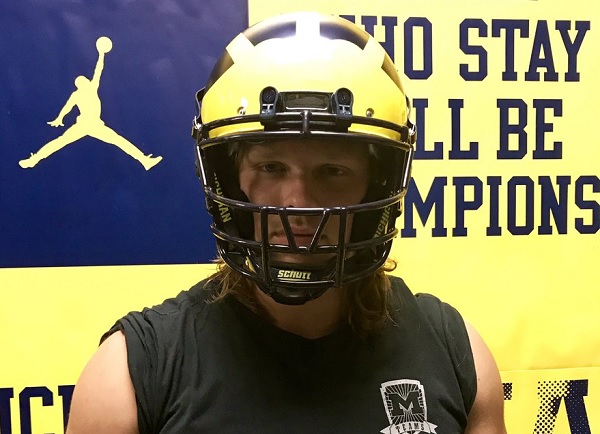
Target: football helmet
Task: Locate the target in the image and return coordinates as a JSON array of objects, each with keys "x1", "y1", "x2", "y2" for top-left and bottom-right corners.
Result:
[{"x1": 192, "y1": 12, "x2": 415, "y2": 305}]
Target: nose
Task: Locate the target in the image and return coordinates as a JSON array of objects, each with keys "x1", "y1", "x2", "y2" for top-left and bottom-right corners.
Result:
[{"x1": 280, "y1": 173, "x2": 319, "y2": 208}]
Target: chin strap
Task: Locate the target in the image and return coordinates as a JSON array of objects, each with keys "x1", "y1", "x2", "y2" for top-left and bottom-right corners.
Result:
[
  {"x1": 259, "y1": 282, "x2": 329, "y2": 305},
  {"x1": 261, "y1": 262, "x2": 335, "y2": 305},
  {"x1": 247, "y1": 247, "x2": 380, "y2": 305}
]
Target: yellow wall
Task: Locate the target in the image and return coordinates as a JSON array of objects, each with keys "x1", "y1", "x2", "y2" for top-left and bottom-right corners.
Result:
[{"x1": 1, "y1": 0, "x2": 598, "y2": 432}]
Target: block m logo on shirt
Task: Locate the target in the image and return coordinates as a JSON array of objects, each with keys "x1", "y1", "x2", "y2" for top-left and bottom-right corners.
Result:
[{"x1": 380, "y1": 379, "x2": 438, "y2": 434}]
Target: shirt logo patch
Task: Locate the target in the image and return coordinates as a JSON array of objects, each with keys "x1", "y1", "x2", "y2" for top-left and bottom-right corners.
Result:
[{"x1": 379, "y1": 379, "x2": 438, "y2": 434}]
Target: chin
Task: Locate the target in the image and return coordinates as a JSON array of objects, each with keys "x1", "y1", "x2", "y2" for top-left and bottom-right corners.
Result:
[{"x1": 270, "y1": 253, "x2": 334, "y2": 268}]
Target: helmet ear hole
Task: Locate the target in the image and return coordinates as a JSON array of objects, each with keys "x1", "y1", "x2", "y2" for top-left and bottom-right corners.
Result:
[
  {"x1": 350, "y1": 144, "x2": 408, "y2": 243},
  {"x1": 203, "y1": 145, "x2": 253, "y2": 238},
  {"x1": 350, "y1": 182, "x2": 390, "y2": 242}
]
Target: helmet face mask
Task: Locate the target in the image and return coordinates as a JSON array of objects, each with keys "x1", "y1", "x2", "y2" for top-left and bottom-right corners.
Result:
[{"x1": 193, "y1": 12, "x2": 416, "y2": 305}]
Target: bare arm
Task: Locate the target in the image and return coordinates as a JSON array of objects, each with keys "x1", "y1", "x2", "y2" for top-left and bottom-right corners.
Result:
[
  {"x1": 464, "y1": 322, "x2": 507, "y2": 434},
  {"x1": 66, "y1": 331, "x2": 139, "y2": 434}
]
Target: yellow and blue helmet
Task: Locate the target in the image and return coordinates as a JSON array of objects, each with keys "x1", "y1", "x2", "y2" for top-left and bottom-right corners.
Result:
[{"x1": 193, "y1": 12, "x2": 415, "y2": 304}]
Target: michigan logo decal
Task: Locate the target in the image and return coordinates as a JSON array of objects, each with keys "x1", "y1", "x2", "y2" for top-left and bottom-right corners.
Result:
[{"x1": 380, "y1": 379, "x2": 438, "y2": 434}]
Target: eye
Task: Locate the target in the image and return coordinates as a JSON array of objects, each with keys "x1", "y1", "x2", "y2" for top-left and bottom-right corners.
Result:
[
  {"x1": 320, "y1": 165, "x2": 348, "y2": 177},
  {"x1": 259, "y1": 162, "x2": 286, "y2": 174}
]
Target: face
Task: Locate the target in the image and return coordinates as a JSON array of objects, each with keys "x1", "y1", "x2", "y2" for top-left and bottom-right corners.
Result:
[{"x1": 238, "y1": 139, "x2": 371, "y2": 266}]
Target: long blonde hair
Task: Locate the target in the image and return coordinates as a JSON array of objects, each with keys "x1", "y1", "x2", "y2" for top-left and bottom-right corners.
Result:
[{"x1": 207, "y1": 258, "x2": 397, "y2": 338}]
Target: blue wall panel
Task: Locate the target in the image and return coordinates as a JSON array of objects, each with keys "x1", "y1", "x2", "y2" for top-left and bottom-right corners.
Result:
[{"x1": 0, "y1": 0, "x2": 249, "y2": 267}]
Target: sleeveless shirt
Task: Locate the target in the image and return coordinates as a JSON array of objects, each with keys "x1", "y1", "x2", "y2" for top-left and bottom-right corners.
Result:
[{"x1": 106, "y1": 276, "x2": 476, "y2": 434}]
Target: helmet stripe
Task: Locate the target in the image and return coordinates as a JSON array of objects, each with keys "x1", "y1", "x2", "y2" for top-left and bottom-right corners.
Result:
[
  {"x1": 243, "y1": 13, "x2": 370, "y2": 50},
  {"x1": 204, "y1": 50, "x2": 233, "y2": 93},
  {"x1": 206, "y1": 13, "x2": 402, "y2": 95},
  {"x1": 320, "y1": 20, "x2": 369, "y2": 49},
  {"x1": 381, "y1": 55, "x2": 404, "y2": 91},
  {"x1": 244, "y1": 17, "x2": 297, "y2": 46}
]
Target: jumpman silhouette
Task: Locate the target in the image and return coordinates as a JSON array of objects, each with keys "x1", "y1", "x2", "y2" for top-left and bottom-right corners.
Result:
[{"x1": 19, "y1": 36, "x2": 162, "y2": 171}]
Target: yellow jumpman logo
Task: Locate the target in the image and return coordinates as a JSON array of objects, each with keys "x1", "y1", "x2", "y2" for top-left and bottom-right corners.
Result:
[{"x1": 19, "y1": 36, "x2": 162, "y2": 171}]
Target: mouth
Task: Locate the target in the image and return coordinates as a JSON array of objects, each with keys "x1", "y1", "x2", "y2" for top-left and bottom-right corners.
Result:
[
  {"x1": 269, "y1": 226, "x2": 323, "y2": 245},
  {"x1": 267, "y1": 229, "x2": 337, "y2": 267},
  {"x1": 270, "y1": 232, "x2": 315, "y2": 246}
]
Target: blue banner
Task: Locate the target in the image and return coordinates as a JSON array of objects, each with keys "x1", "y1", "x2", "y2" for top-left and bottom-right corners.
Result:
[{"x1": 0, "y1": 0, "x2": 249, "y2": 267}]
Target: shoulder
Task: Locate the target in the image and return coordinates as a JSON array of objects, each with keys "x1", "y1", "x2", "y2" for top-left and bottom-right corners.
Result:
[
  {"x1": 464, "y1": 322, "x2": 507, "y2": 433},
  {"x1": 388, "y1": 277, "x2": 466, "y2": 338},
  {"x1": 388, "y1": 279, "x2": 506, "y2": 430},
  {"x1": 388, "y1": 276, "x2": 466, "y2": 335},
  {"x1": 104, "y1": 278, "x2": 217, "y2": 343},
  {"x1": 388, "y1": 278, "x2": 478, "y2": 410},
  {"x1": 139, "y1": 278, "x2": 217, "y2": 318},
  {"x1": 66, "y1": 331, "x2": 138, "y2": 434},
  {"x1": 103, "y1": 279, "x2": 220, "y2": 382},
  {"x1": 68, "y1": 279, "x2": 220, "y2": 434}
]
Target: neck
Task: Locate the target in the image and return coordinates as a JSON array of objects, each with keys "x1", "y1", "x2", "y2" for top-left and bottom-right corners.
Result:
[{"x1": 254, "y1": 285, "x2": 346, "y2": 339}]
